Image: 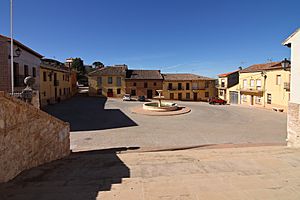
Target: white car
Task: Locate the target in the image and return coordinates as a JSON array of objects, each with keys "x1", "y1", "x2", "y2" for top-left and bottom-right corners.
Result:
[{"x1": 122, "y1": 94, "x2": 132, "y2": 101}]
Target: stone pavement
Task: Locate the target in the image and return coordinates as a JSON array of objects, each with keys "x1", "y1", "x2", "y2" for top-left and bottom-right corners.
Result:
[{"x1": 1, "y1": 146, "x2": 300, "y2": 200}]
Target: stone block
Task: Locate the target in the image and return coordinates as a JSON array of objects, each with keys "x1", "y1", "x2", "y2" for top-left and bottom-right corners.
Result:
[{"x1": 287, "y1": 102, "x2": 300, "y2": 147}]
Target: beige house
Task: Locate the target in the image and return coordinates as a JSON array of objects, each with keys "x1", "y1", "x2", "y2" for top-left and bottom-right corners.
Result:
[
  {"x1": 162, "y1": 74, "x2": 216, "y2": 101},
  {"x1": 238, "y1": 61, "x2": 291, "y2": 110},
  {"x1": 0, "y1": 34, "x2": 43, "y2": 92},
  {"x1": 217, "y1": 70, "x2": 240, "y2": 104},
  {"x1": 88, "y1": 65, "x2": 127, "y2": 97},
  {"x1": 40, "y1": 58, "x2": 74, "y2": 107}
]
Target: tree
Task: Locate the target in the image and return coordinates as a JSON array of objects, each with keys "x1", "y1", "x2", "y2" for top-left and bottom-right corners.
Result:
[
  {"x1": 92, "y1": 61, "x2": 105, "y2": 69},
  {"x1": 71, "y1": 58, "x2": 85, "y2": 75}
]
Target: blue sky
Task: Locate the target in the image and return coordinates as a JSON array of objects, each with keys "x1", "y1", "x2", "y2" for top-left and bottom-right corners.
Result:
[{"x1": 0, "y1": 0, "x2": 299, "y2": 77}]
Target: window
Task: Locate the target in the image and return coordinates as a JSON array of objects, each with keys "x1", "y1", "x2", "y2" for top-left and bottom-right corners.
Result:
[
  {"x1": 144, "y1": 82, "x2": 148, "y2": 88},
  {"x1": 255, "y1": 96, "x2": 262, "y2": 104},
  {"x1": 43, "y1": 91, "x2": 46, "y2": 97},
  {"x1": 243, "y1": 79, "x2": 248, "y2": 88},
  {"x1": 276, "y1": 75, "x2": 281, "y2": 85},
  {"x1": 32, "y1": 67, "x2": 36, "y2": 77},
  {"x1": 43, "y1": 71, "x2": 47, "y2": 81},
  {"x1": 221, "y1": 79, "x2": 225, "y2": 87},
  {"x1": 154, "y1": 82, "x2": 157, "y2": 86},
  {"x1": 170, "y1": 93, "x2": 174, "y2": 99},
  {"x1": 186, "y1": 83, "x2": 190, "y2": 90},
  {"x1": 131, "y1": 89, "x2": 136, "y2": 96},
  {"x1": 97, "y1": 77, "x2": 102, "y2": 86},
  {"x1": 178, "y1": 83, "x2": 182, "y2": 90},
  {"x1": 242, "y1": 94, "x2": 247, "y2": 102},
  {"x1": 168, "y1": 83, "x2": 172, "y2": 90},
  {"x1": 117, "y1": 88, "x2": 121, "y2": 94},
  {"x1": 133, "y1": 82, "x2": 136, "y2": 86},
  {"x1": 64, "y1": 88, "x2": 66, "y2": 95},
  {"x1": 250, "y1": 79, "x2": 255, "y2": 87},
  {"x1": 186, "y1": 93, "x2": 190, "y2": 99},
  {"x1": 63, "y1": 75, "x2": 65, "y2": 81},
  {"x1": 205, "y1": 92, "x2": 209, "y2": 97},
  {"x1": 108, "y1": 77, "x2": 113, "y2": 84},
  {"x1": 256, "y1": 79, "x2": 262, "y2": 90},
  {"x1": 219, "y1": 90, "x2": 224, "y2": 96},
  {"x1": 23, "y1": 65, "x2": 29, "y2": 77},
  {"x1": 205, "y1": 81, "x2": 209, "y2": 88},
  {"x1": 267, "y1": 94, "x2": 272, "y2": 104},
  {"x1": 59, "y1": 88, "x2": 62, "y2": 96},
  {"x1": 117, "y1": 77, "x2": 122, "y2": 86}
]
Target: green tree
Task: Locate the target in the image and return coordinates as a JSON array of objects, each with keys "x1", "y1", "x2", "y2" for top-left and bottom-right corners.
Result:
[
  {"x1": 92, "y1": 61, "x2": 105, "y2": 68},
  {"x1": 71, "y1": 58, "x2": 85, "y2": 75}
]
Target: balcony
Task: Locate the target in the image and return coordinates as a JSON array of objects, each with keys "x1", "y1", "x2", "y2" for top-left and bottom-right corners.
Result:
[
  {"x1": 192, "y1": 86, "x2": 205, "y2": 91},
  {"x1": 168, "y1": 87, "x2": 185, "y2": 91},
  {"x1": 14, "y1": 75, "x2": 25, "y2": 87},
  {"x1": 54, "y1": 80, "x2": 59, "y2": 86},
  {"x1": 284, "y1": 82, "x2": 290, "y2": 91},
  {"x1": 239, "y1": 87, "x2": 263, "y2": 96}
]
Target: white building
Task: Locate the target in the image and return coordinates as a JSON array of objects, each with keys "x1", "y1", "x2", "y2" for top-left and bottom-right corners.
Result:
[{"x1": 283, "y1": 28, "x2": 300, "y2": 147}]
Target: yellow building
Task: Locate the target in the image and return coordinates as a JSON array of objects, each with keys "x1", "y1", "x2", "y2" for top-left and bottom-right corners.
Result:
[
  {"x1": 88, "y1": 65, "x2": 127, "y2": 97},
  {"x1": 238, "y1": 61, "x2": 291, "y2": 110},
  {"x1": 40, "y1": 58, "x2": 73, "y2": 107},
  {"x1": 217, "y1": 70, "x2": 240, "y2": 104},
  {"x1": 162, "y1": 74, "x2": 216, "y2": 101}
]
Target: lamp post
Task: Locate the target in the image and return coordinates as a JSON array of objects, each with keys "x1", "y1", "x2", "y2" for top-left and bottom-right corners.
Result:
[
  {"x1": 261, "y1": 71, "x2": 267, "y2": 107},
  {"x1": 281, "y1": 58, "x2": 290, "y2": 70},
  {"x1": 10, "y1": 0, "x2": 14, "y2": 93}
]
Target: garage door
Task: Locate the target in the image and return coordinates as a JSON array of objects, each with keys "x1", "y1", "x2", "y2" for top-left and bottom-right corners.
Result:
[{"x1": 230, "y1": 91, "x2": 238, "y2": 104}]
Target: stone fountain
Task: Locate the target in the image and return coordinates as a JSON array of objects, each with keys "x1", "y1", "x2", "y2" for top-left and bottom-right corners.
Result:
[{"x1": 143, "y1": 90, "x2": 178, "y2": 112}]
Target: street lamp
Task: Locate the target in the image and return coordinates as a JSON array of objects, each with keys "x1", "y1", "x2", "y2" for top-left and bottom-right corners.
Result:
[
  {"x1": 281, "y1": 58, "x2": 290, "y2": 70},
  {"x1": 8, "y1": 47, "x2": 22, "y2": 59}
]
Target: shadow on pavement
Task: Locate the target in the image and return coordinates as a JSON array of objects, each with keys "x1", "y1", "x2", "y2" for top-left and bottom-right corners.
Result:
[
  {"x1": 0, "y1": 147, "x2": 137, "y2": 200},
  {"x1": 43, "y1": 96, "x2": 138, "y2": 132}
]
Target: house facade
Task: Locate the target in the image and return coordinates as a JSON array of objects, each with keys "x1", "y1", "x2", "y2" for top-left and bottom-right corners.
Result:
[
  {"x1": 283, "y1": 28, "x2": 300, "y2": 147},
  {"x1": 162, "y1": 74, "x2": 216, "y2": 101},
  {"x1": 217, "y1": 70, "x2": 240, "y2": 104},
  {"x1": 0, "y1": 34, "x2": 43, "y2": 93},
  {"x1": 88, "y1": 65, "x2": 127, "y2": 97},
  {"x1": 40, "y1": 58, "x2": 75, "y2": 107},
  {"x1": 238, "y1": 61, "x2": 291, "y2": 110},
  {"x1": 125, "y1": 70, "x2": 163, "y2": 98}
]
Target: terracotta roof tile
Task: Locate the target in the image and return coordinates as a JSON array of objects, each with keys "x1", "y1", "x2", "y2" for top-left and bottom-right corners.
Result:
[
  {"x1": 126, "y1": 70, "x2": 163, "y2": 80},
  {"x1": 218, "y1": 70, "x2": 239, "y2": 77},
  {"x1": 88, "y1": 65, "x2": 127, "y2": 76},
  {"x1": 162, "y1": 73, "x2": 215, "y2": 81},
  {"x1": 240, "y1": 62, "x2": 291, "y2": 73}
]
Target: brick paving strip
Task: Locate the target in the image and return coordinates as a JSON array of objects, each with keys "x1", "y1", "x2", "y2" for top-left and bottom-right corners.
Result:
[{"x1": 1, "y1": 146, "x2": 300, "y2": 200}]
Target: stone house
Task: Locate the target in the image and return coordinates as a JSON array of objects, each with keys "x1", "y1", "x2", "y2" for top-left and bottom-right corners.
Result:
[
  {"x1": 40, "y1": 58, "x2": 76, "y2": 107},
  {"x1": 125, "y1": 70, "x2": 163, "y2": 98},
  {"x1": 88, "y1": 65, "x2": 127, "y2": 97},
  {"x1": 238, "y1": 61, "x2": 291, "y2": 110},
  {"x1": 0, "y1": 34, "x2": 43, "y2": 92},
  {"x1": 217, "y1": 70, "x2": 240, "y2": 104},
  {"x1": 162, "y1": 74, "x2": 216, "y2": 101}
]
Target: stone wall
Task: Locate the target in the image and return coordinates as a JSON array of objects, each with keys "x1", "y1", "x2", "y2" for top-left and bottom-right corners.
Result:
[
  {"x1": 287, "y1": 102, "x2": 300, "y2": 147},
  {"x1": 0, "y1": 91, "x2": 70, "y2": 183}
]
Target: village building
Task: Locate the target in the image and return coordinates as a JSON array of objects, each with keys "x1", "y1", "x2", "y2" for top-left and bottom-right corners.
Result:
[
  {"x1": 0, "y1": 34, "x2": 43, "y2": 92},
  {"x1": 162, "y1": 73, "x2": 216, "y2": 101},
  {"x1": 125, "y1": 70, "x2": 163, "y2": 98},
  {"x1": 88, "y1": 65, "x2": 127, "y2": 97},
  {"x1": 217, "y1": 70, "x2": 240, "y2": 104}
]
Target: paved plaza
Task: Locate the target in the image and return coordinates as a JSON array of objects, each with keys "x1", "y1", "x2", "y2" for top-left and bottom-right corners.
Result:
[{"x1": 43, "y1": 95, "x2": 287, "y2": 152}]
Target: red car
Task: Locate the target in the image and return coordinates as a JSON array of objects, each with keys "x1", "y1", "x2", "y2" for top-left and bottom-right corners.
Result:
[{"x1": 209, "y1": 97, "x2": 227, "y2": 105}]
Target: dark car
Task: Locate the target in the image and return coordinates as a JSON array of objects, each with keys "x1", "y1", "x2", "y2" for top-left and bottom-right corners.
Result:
[
  {"x1": 209, "y1": 97, "x2": 227, "y2": 105},
  {"x1": 138, "y1": 96, "x2": 146, "y2": 101}
]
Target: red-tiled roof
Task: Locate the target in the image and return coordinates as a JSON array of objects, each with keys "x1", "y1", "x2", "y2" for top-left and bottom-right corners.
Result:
[
  {"x1": 240, "y1": 62, "x2": 286, "y2": 73},
  {"x1": 126, "y1": 70, "x2": 163, "y2": 80},
  {"x1": 0, "y1": 34, "x2": 43, "y2": 58},
  {"x1": 88, "y1": 65, "x2": 127, "y2": 76},
  {"x1": 162, "y1": 73, "x2": 215, "y2": 81},
  {"x1": 218, "y1": 70, "x2": 239, "y2": 77}
]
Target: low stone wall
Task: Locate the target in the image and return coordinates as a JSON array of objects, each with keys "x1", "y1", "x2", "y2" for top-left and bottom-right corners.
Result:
[
  {"x1": 287, "y1": 102, "x2": 300, "y2": 147},
  {"x1": 0, "y1": 91, "x2": 70, "y2": 183}
]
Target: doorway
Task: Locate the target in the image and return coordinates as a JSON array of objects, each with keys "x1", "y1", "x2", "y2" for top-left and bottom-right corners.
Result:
[
  {"x1": 178, "y1": 93, "x2": 182, "y2": 100},
  {"x1": 193, "y1": 92, "x2": 198, "y2": 101},
  {"x1": 251, "y1": 95, "x2": 254, "y2": 105},
  {"x1": 147, "y1": 90, "x2": 153, "y2": 99}
]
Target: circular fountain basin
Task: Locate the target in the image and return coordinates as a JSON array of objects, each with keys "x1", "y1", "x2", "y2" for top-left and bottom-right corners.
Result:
[{"x1": 143, "y1": 102, "x2": 178, "y2": 112}]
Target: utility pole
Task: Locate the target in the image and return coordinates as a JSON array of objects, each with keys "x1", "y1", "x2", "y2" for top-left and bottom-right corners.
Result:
[{"x1": 10, "y1": 0, "x2": 14, "y2": 93}]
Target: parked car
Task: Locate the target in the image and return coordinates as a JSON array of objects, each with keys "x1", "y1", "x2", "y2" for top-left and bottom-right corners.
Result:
[
  {"x1": 122, "y1": 94, "x2": 132, "y2": 101},
  {"x1": 209, "y1": 97, "x2": 227, "y2": 105},
  {"x1": 138, "y1": 96, "x2": 146, "y2": 101}
]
